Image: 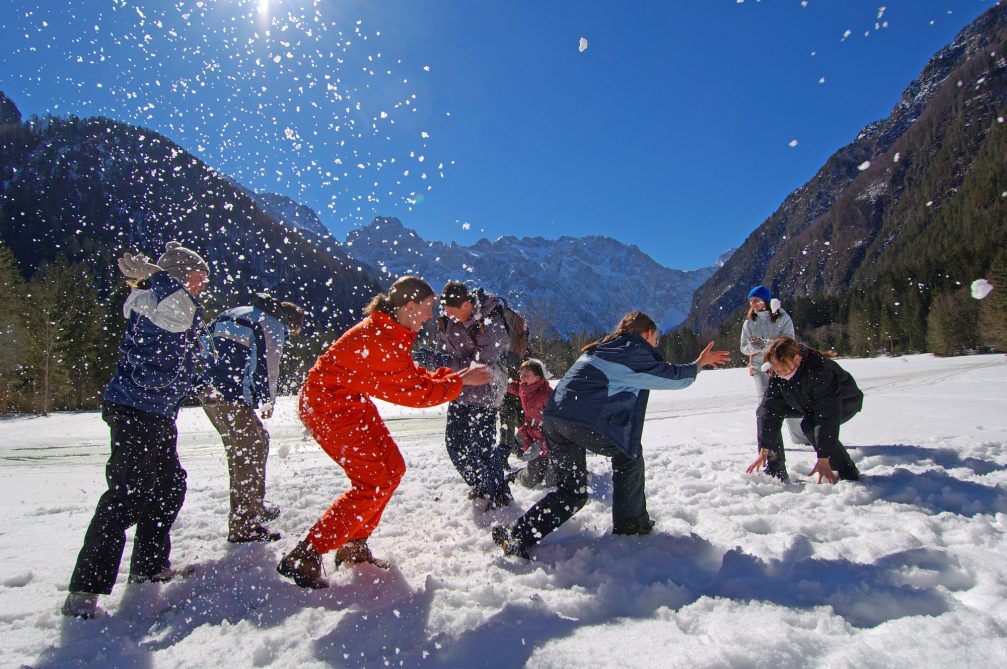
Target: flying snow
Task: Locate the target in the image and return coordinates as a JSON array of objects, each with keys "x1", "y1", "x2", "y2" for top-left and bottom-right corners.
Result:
[
  {"x1": 578, "y1": 37, "x2": 588, "y2": 53},
  {"x1": 970, "y1": 278, "x2": 994, "y2": 300}
]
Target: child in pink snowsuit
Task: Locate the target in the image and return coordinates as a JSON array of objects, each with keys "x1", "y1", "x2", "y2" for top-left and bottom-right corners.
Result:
[{"x1": 507, "y1": 359, "x2": 554, "y2": 487}]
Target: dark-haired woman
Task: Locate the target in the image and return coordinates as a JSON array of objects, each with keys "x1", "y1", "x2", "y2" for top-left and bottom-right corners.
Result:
[
  {"x1": 740, "y1": 285, "x2": 810, "y2": 448},
  {"x1": 278, "y1": 277, "x2": 490, "y2": 588},
  {"x1": 493, "y1": 311, "x2": 730, "y2": 559},
  {"x1": 745, "y1": 336, "x2": 862, "y2": 484}
]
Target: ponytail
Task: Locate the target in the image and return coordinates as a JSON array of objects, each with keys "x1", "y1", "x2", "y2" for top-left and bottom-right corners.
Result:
[{"x1": 582, "y1": 311, "x2": 658, "y2": 352}]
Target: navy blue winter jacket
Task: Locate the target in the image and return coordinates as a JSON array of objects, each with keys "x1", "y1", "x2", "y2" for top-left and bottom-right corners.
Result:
[
  {"x1": 103, "y1": 272, "x2": 206, "y2": 418},
  {"x1": 203, "y1": 306, "x2": 289, "y2": 408},
  {"x1": 543, "y1": 333, "x2": 698, "y2": 459}
]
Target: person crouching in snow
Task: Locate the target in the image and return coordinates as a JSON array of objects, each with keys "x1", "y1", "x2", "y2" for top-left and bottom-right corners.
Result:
[
  {"x1": 493, "y1": 311, "x2": 731, "y2": 559},
  {"x1": 277, "y1": 276, "x2": 491, "y2": 589},
  {"x1": 200, "y1": 292, "x2": 304, "y2": 544},
  {"x1": 746, "y1": 336, "x2": 863, "y2": 484},
  {"x1": 506, "y1": 359, "x2": 555, "y2": 488},
  {"x1": 63, "y1": 242, "x2": 211, "y2": 619},
  {"x1": 740, "y1": 284, "x2": 811, "y2": 448}
]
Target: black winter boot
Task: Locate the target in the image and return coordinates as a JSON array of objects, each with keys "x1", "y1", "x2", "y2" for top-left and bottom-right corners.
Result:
[
  {"x1": 613, "y1": 512, "x2": 655, "y2": 536},
  {"x1": 492, "y1": 525, "x2": 530, "y2": 559},
  {"x1": 277, "y1": 540, "x2": 327, "y2": 589},
  {"x1": 764, "y1": 449, "x2": 789, "y2": 482},
  {"x1": 829, "y1": 445, "x2": 860, "y2": 481}
]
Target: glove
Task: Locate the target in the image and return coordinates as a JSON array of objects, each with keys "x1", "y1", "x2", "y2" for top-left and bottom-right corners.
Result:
[
  {"x1": 747, "y1": 336, "x2": 769, "y2": 350},
  {"x1": 117, "y1": 252, "x2": 161, "y2": 286}
]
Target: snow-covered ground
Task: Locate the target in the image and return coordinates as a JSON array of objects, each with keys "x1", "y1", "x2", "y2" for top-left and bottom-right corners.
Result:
[{"x1": 1, "y1": 353, "x2": 1005, "y2": 668}]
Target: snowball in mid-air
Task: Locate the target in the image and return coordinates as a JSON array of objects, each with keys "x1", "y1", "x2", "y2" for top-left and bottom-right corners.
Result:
[
  {"x1": 462, "y1": 222, "x2": 471, "y2": 230},
  {"x1": 578, "y1": 37, "x2": 588, "y2": 53},
  {"x1": 788, "y1": 139, "x2": 798, "y2": 148},
  {"x1": 971, "y1": 279, "x2": 994, "y2": 300},
  {"x1": 857, "y1": 160, "x2": 871, "y2": 171}
]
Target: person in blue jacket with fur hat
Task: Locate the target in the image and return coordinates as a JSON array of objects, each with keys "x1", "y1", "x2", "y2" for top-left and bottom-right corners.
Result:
[
  {"x1": 493, "y1": 311, "x2": 730, "y2": 559},
  {"x1": 62, "y1": 242, "x2": 212, "y2": 619}
]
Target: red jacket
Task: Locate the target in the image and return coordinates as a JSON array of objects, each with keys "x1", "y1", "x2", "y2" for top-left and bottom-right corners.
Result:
[
  {"x1": 301, "y1": 311, "x2": 463, "y2": 417},
  {"x1": 507, "y1": 378, "x2": 553, "y2": 450}
]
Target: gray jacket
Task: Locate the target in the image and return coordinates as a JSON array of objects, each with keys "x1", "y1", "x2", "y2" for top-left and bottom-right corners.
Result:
[
  {"x1": 437, "y1": 294, "x2": 510, "y2": 407},
  {"x1": 740, "y1": 309, "x2": 796, "y2": 367}
]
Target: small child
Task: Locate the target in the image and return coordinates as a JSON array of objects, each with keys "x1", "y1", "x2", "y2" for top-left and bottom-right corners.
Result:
[{"x1": 506, "y1": 359, "x2": 554, "y2": 487}]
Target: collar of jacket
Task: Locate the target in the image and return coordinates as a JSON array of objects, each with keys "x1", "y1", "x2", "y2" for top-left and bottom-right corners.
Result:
[
  {"x1": 591, "y1": 332, "x2": 660, "y2": 357},
  {"x1": 370, "y1": 309, "x2": 418, "y2": 345},
  {"x1": 520, "y1": 377, "x2": 549, "y2": 395}
]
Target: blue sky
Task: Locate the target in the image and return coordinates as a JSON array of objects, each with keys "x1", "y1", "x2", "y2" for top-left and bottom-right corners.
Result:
[{"x1": 1, "y1": 1, "x2": 995, "y2": 268}]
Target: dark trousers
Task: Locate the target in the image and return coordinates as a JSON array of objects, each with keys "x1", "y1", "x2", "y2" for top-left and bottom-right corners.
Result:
[
  {"x1": 511, "y1": 417, "x2": 647, "y2": 548},
  {"x1": 498, "y1": 393, "x2": 524, "y2": 447},
  {"x1": 765, "y1": 401, "x2": 861, "y2": 477},
  {"x1": 445, "y1": 402, "x2": 509, "y2": 499},
  {"x1": 68, "y1": 402, "x2": 187, "y2": 595}
]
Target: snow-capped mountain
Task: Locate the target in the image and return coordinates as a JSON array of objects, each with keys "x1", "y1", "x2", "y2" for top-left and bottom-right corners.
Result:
[{"x1": 346, "y1": 216, "x2": 723, "y2": 337}]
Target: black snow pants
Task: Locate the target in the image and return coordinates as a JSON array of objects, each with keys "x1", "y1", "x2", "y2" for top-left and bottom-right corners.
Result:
[
  {"x1": 511, "y1": 417, "x2": 647, "y2": 549},
  {"x1": 68, "y1": 402, "x2": 187, "y2": 595}
]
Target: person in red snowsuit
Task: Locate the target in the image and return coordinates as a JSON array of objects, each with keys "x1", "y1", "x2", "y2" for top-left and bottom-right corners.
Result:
[{"x1": 277, "y1": 276, "x2": 490, "y2": 588}]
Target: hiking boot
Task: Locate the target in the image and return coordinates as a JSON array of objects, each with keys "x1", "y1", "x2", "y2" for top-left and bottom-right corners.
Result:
[
  {"x1": 613, "y1": 513, "x2": 655, "y2": 536},
  {"x1": 485, "y1": 493, "x2": 513, "y2": 511},
  {"x1": 467, "y1": 489, "x2": 489, "y2": 501},
  {"x1": 61, "y1": 592, "x2": 99, "y2": 619},
  {"x1": 492, "y1": 525, "x2": 530, "y2": 560},
  {"x1": 259, "y1": 503, "x2": 281, "y2": 523},
  {"x1": 334, "y1": 539, "x2": 390, "y2": 569},
  {"x1": 277, "y1": 540, "x2": 327, "y2": 589},
  {"x1": 228, "y1": 525, "x2": 281, "y2": 544},
  {"x1": 127, "y1": 565, "x2": 194, "y2": 584},
  {"x1": 764, "y1": 450, "x2": 790, "y2": 482}
]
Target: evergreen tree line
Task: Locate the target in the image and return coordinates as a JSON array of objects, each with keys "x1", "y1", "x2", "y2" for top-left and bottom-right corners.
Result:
[{"x1": 2, "y1": 240, "x2": 1004, "y2": 415}]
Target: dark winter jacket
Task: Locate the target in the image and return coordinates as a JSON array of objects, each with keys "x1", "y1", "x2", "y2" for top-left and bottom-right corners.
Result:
[
  {"x1": 437, "y1": 293, "x2": 510, "y2": 407},
  {"x1": 757, "y1": 347, "x2": 863, "y2": 459},
  {"x1": 204, "y1": 305, "x2": 289, "y2": 409},
  {"x1": 103, "y1": 271, "x2": 206, "y2": 418},
  {"x1": 543, "y1": 333, "x2": 698, "y2": 459}
]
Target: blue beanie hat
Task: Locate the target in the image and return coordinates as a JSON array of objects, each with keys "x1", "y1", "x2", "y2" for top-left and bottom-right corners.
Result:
[{"x1": 747, "y1": 285, "x2": 772, "y2": 302}]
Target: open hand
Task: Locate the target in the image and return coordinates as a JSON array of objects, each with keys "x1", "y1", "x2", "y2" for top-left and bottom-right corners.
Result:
[
  {"x1": 808, "y1": 457, "x2": 838, "y2": 484},
  {"x1": 694, "y1": 341, "x2": 731, "y2": 369},
  {"x1": 746, "y1": 448, "x2": 770, "y2": 474}
]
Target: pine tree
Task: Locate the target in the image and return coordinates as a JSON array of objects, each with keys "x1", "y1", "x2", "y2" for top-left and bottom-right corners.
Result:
[
  {"x1": 978, "y1": 248, "x2": 1007, "y2": 351},
  {"x1": 0, "y1": 244, "x2": 28, "y2": 412}
]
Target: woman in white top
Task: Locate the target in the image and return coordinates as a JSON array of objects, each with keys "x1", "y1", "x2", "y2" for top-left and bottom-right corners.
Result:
[{"x1": 740, "y1": 285, "x2": 810, "y2": 447}]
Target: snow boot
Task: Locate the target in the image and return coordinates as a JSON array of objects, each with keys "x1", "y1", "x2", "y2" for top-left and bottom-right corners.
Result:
[
  {"x1": 61, "y1": 592, "x2": 100, "y2": 619},
  {"x1": 492, "y1": 525, "x2": 531, "y2": 560},
  {"x1": 334, "y1": 539, "x2": 390, "y2": 569},
  {"x1": 485, "y1": 492, "x2": 513, "y2": 511},
  {"x1": 830, "y1": 445, "x2": 860, "y2": 481},
  {"x1": 613, "y1": 513, "x2": 655, "y2": 536},
  {"x1": 259, "y1": 502, "x2": 281, "y2": 523},
  {"x1": 277, "y1": 540, "x2": 327, "y2": 589},
  {"x1": 763, "y1": 449, "x2": 790, "y2": 482},
  {"x1": 127, "y1": 564, "x2": 195, "y2": 584},
  {"x1": 228, "y1": 524, "x2": 281, "y2": 544}
]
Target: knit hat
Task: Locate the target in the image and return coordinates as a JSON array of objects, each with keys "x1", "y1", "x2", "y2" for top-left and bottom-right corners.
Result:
[
  {"x1": 747, "y1": 285, "x2": 772, "y2": 303},
  {"x1": 156, "y1": 241, "x2": 209, "y2": 282}
]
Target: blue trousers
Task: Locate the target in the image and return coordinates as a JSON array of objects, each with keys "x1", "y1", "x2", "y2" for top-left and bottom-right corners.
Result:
[{"x1": 445, "y1": 402, "x2": 509, "y2": 500}]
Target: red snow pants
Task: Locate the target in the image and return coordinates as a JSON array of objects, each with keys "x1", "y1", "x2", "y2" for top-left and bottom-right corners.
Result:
[{"x1": 299, "y1": 393, "x2": 406, "y2": 554}]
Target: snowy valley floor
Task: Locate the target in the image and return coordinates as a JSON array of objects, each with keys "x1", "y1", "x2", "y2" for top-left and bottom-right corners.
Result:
[{"x1": 1, "y1": 354, "x2": 1006, "y2": 668}]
